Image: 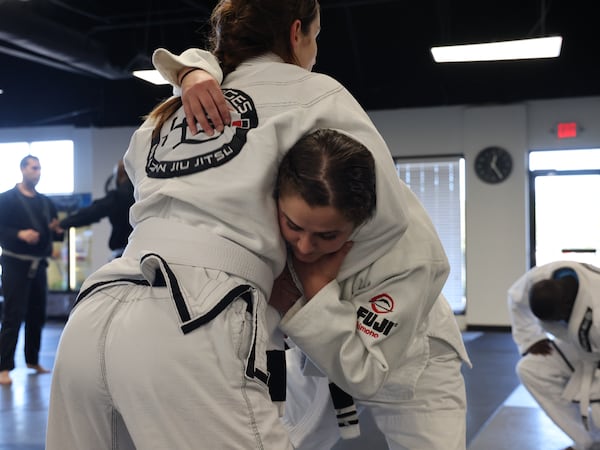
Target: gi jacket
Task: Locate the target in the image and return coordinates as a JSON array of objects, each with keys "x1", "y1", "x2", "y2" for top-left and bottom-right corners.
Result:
[
  {"x1": 77, "y1": 50, "x2": 410, "y2": 312},
  {"x1": 0, "y1": 186, "x2": 60, "y2": 258},
  {"x1": 152, "y1": 49, "x2": 470, "y2": 402},
  {"x1": 508, "y1": 260, "x2": 600, "y2": 358},
  {"x1": 59, "y1": 180, "x2": 134, "y2": 251},
  {"x1": 508, "y1": 260, "x2": 600, "y2": 425},
  {"x1": 281, "y1": 189, "x2": 470, "y2": 401}
]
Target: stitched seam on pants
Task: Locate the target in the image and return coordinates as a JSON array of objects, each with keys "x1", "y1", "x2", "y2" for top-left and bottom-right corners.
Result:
[
  {"x1": 111, "y1": 409, "x2": 117, "y2": 450},
  {"x1": 240, "y1": 367, "x2": 265, "y2": 449},
  {"x1": 97, "y1": 286, "x2": 130, "y2": 449},
  {"x1": 235, "y1": 302, "x2": 264, "y2": 450}
]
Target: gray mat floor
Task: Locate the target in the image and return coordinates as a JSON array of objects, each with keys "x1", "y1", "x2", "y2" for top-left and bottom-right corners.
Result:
[
  {"x1": 468, "y1": 384, "x2": 572, "y2": 450},
  {"x1": 0, "y1": 322, "x2": 575, "y2": 449}
]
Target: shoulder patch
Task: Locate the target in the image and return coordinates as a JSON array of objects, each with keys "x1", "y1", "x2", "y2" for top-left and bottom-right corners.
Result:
[{"x1": 356, "y1": 294, "x2": 398, "y2": 339}]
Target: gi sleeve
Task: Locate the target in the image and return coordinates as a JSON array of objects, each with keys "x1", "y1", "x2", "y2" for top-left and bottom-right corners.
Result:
[
  {"x1": 59, "y1": 192, "x2": 117, "y2": 230},
  {"x1": 0, "y1": 191, "x2": 22, "y2": 248},
  {"x1": 279, "y1": 240, "x2": 449, "y2": 399},
  {"x1": 152, "y1": 48, "x2": 224, "y2": 95}
]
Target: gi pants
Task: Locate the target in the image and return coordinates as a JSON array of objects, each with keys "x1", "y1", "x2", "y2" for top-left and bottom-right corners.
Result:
[
  {"x1": 282, "y1": 337, "x2": 467, "y2": 450},
  {"x1": 517, "y1": 339, "x2": 600, "y2": 450},
  {"x1": 46, "y1": 254, "x2": 292, "y2": 450},
  {"x1": 0, "y1": 254, "x2": 47, "y2": 371}
]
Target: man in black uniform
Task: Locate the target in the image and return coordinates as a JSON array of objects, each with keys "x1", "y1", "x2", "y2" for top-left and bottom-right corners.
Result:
[{"x1": 0, "y1": 155, "x2": 62, "y2": 385}]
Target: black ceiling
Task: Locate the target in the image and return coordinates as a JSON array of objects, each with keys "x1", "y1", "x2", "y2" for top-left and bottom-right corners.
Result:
[{"x1": 0, "y1": 0, "x2": 598, "y2": 128}]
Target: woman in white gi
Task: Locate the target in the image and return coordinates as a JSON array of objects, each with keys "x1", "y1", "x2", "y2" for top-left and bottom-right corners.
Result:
[
  {"x1": 46, "y1": 1, "x2": 413, "y2": 449},
  {"x1": 261, "y1": 129, "x2": 471, "y2": 450},
  {"x1": 508, "y1": 261, "x2": 600, "y2": 450}
]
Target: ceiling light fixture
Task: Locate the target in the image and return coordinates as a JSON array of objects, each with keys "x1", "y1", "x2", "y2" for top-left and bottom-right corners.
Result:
[
  {"x1": 431, "y1": 36, "x2": 562, "y2": 63},
  {"x1": 132, "y1": 69, "x2": 169, "y2": 85}
]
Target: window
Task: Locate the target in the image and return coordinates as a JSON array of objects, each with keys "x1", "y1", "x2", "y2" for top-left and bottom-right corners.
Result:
[
  {"x1": 0, "y1": 140, "x2": 74, "y2": 194},
  {"x1": 395, "y1": 156, "x2": 466, "y2": 313},
  {"x1": 530, "y1": 148, "x2": 600, "y2": 171},
  {"x1": 529, "y1": 148, "x2": 600, "y2": 267}
]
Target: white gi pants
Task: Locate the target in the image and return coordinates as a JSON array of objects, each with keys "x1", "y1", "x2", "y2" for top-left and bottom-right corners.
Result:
[
  {"x1": 46, "y1": 256, "x2": 292, "y2": 450},
  {"x1": 517, "y1": 339, "x2": 600, "y2": 450},
  {"x1": 283, "y1": 337, "x2": 467, "y2": 450}
]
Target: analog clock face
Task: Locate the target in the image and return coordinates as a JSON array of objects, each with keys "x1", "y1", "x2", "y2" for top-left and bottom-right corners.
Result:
[{"x1": 474, "y1": 146, "x2": 513, "y2": 184}]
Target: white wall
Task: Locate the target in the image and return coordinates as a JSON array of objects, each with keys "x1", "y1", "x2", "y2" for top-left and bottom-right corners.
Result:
[
  {"x1": 368, "y1": 96, "x2": 600, "y2": 327},
  {"x1": 2, "y1": 96, "x2": 599, "y2": 327}
]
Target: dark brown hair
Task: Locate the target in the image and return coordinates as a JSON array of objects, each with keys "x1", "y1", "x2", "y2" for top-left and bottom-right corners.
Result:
[
  {"x1": 275, "y1": 129, "x2": 376, "y2": 227},
  {"x1": 210, "y1": 0, "x2": 320, "y2": 78},
  {"x1": 147, "y1": 0, "x2": 320, "y2": 133}
]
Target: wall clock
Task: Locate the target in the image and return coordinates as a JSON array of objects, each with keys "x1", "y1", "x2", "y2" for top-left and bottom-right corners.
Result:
[{"x1": 474, "y1": 146, "x2": 513, "y2": 184}]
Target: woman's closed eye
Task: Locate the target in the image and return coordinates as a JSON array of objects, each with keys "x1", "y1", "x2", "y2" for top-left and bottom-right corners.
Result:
[
  {"x1": 316, "y1": 232, "x2": 338, "y2": 241},
  {"x1": 286, "y1": 220, "x2": 302, "y2": 231},
  {"x1": 286, "y1": 220, "x2": 338, "y2": 241}
]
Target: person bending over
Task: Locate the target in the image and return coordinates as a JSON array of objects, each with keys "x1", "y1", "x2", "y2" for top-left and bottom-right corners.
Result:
[
  {"x1": 269, "y1": 129, "x2": 471, "y2": 450},
  {"x1": 46, "y1": 1, "x2": 410, "y2": 448},
  {"x1": 509, "y1": 261, "x2": 600, "y2": 450}
]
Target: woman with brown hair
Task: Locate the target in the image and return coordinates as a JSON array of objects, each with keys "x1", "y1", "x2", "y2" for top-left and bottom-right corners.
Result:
[{"x1": 46, "y1": 1, "x2": 411, "y2": 448}]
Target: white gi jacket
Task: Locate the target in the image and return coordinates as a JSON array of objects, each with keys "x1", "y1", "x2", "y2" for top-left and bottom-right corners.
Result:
[
  {"x1": 50, "y1": 49, "x2": 451, "y2": 450},
  {"x1": 282, "y1": 213, "x2": 470, "y2": 402},
  {"x1": 509, "y1": 261, "x2": 600, "y2": 428},
  {"x1": 152, "y1": 48, "x2": 470, "y2": 400},
  {"x1": 81, "y1": 50, "x2": 409, "y2": 302}
]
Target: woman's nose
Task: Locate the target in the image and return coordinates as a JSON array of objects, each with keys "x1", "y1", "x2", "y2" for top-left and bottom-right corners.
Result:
[{"x1": 296, "y1": 234, "x2": 315, "y2": 253}]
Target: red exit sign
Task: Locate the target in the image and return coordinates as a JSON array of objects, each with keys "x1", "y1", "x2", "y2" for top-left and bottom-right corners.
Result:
[{"x1": 557, "y1": 122, "x2": 578, "y2": 139}]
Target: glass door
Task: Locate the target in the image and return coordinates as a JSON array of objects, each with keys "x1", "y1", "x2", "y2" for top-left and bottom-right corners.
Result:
[
  {"x1": 529, "y1": 149, "x2": 600, "y2": 267},
  {"x1": 47, "y1": 193, "x2": 94, "y2": 292}
]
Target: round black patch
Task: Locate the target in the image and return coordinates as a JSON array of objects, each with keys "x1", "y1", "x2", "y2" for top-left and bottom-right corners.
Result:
[{"x1": 146, "y1": 89, "x2": 258, "y2": 178}]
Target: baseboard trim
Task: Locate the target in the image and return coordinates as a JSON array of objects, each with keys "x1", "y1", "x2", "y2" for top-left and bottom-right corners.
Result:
[{"x1": 465, "y1": 324, "x2": 511, "y2": 332}]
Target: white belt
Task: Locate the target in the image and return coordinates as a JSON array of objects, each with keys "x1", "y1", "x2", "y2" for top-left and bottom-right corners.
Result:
[
  {"x1": 563, "y1": 359, "x2": 597, "y2": 429},
  {"x1": 1, "y1": 249, "x2": 46, "y2": 278},
  {"x1": 123, "y1": 218, "x2": 274, "y2": 296}
]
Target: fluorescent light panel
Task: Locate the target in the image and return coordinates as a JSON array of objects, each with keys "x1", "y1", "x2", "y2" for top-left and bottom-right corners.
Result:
[
  {"x1": 431, "y1": 36, "x2": 562, "y2": 63},
  {"x1": 132, "y1": 69, "x2": 169, "y2": 85}
]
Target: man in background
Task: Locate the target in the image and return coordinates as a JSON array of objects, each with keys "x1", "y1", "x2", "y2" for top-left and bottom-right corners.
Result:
[
  {"x1": 0, "y1": 155, "x2": 62, "y2": 385},
  {"x1": 508, "y1": 261, "x2": 600, "y2": 450},
  {"x1": 57, "y1": 159, "x2": 134, "y2": 259}
]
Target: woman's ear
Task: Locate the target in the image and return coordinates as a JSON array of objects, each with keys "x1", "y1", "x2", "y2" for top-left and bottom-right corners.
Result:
[{"x1": 289, "y1": 19, "x2": 303, "y2": 51}]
